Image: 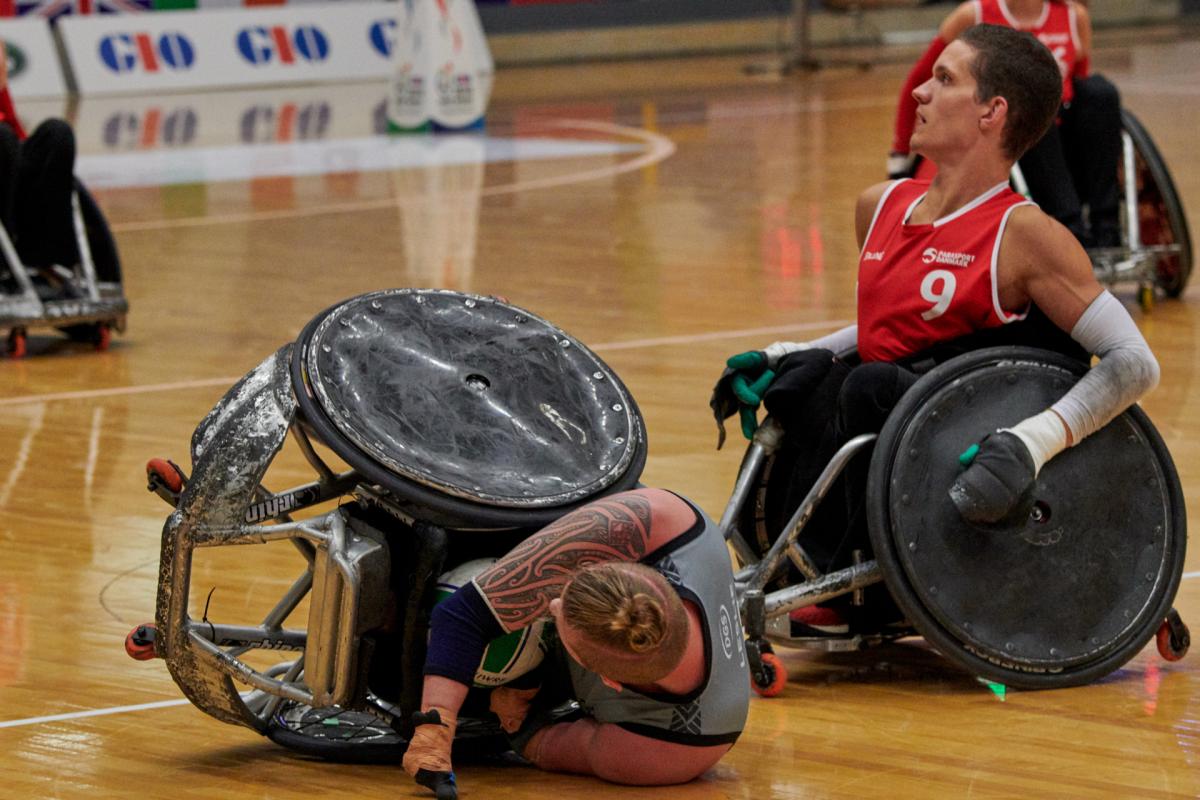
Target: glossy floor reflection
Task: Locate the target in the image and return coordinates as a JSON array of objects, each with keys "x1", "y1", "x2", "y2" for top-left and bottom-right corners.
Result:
[{"x1": 2, "y1": 23, "x2": 1199, "y2": 800}]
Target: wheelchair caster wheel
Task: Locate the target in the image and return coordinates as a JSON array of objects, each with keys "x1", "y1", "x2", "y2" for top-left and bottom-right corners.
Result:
[
  {"x1": 1138, "y1": 284, "x2": 1155, "y2": 313},
  {"x1": 7, "y1": 328, "x2": 26, "y2": 359},
  {"x1": 125, "y1": 623, "x2": 158, "y2": 660},
  {"x1": 1156, "y1": 609, "x2": 1189, "y2": 662},
  {"x1": 146, "y1": 458, "x2": 187, "y2": 505},
  {"x1": 751, "y1": 651, "x2": 788, "y2": 698},
  {"x1": 94, "y1": 323, "x2": 112, "y2": 351}
]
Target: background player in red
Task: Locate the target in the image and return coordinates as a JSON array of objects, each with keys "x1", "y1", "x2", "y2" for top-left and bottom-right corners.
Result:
[
  {"x1": 888, "y1": 0, "x2": 1122, "y2": 248},
  {"x1": 716, "y1": 24, "x2": 1158, "y2": 635}
]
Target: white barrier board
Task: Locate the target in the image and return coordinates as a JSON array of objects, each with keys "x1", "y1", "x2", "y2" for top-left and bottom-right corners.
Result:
[
  {"x1": 1, "y1": 19, "x2": 68, "y2": 99},
  {"x1": 58, "y1": 2, "x2": 400, "y2": 96}
]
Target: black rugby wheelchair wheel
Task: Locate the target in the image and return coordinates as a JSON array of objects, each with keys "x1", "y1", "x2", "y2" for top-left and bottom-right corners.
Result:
[
  {"x1": 1119, "y1": 109, "x2": 1192, "y2": 299},
  {"x1": 866, "y1": 347, "x2": 1186, "y2": 689},
  {"x1": 290, "y1": 289, "x2": 648, "y2": 530}
]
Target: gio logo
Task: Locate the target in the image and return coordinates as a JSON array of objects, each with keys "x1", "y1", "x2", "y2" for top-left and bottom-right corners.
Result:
[
  {"x1": 2, "y1": 41, "x2": 27, "y2": 80},
  {"x1": 237, "y1": 26, "x2": 330, "y2": 65},
  {"x1": 99, "y1": 32, "x2": 195, "y2": 74},
  {"x1": 369, "y1": 19, "x2": 398, "y2": 58}
]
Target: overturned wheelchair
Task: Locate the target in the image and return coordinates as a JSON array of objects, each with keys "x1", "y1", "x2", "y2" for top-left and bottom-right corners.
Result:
[
  {"x1": 0, "y1": 121, "x2": 127, "y2": 358},
  {"x1": 130, "y1": 289, "x2": 646, "y2": 759},
  {"x1": 720, "y1": 345, "x2": 1190, "y2": 695}
]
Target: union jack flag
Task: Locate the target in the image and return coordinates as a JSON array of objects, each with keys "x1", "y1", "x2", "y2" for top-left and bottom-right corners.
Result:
[{"x1": 0, "y1": 0, "x2": 150, "y2": 18}]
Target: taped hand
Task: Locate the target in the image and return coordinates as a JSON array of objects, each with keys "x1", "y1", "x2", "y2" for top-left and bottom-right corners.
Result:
[
  {"x1": 403, "y1": 707, "x2": 459, "y2": 800},
  {"x1": 949, "y1": 432, "x2": 1036, "y2": 525}
]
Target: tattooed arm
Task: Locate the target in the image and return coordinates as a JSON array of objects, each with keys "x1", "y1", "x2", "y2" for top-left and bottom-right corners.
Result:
[
  {"x1": 474, "y1": 487, "x2": 695, "y2": 632},
  {"x1": 404, "y1": 489, "x2": 701, "y2": 793}
]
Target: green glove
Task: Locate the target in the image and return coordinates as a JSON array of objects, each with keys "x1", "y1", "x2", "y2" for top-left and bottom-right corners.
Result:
[{"x1": 725, "y1": 351, "x2": 774, "y2": 439}]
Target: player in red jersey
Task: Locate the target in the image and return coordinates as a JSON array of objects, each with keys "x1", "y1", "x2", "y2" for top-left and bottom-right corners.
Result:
[
  {"x1": 713, "y1": 25, "x2": 1157, "y2": 635},
  {"x1": 888, "y1": 0, "x2": 1121, "y2": 248}
]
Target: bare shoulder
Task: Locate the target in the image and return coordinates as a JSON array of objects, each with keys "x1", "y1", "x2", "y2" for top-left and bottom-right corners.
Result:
[
  {"x1": 1000, "y1": 204, "x2": 1101, "y2": 329},
  {"x1": 940, "y1": 1, "x2": 978, "y2": 41},
  {"x1": 856, "y1": 180, "x2": 895, "y2": 246}
]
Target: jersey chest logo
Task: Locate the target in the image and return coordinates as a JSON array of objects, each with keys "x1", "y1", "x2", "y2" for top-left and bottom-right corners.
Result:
[{"x1": 921, "y1": 247, "x2": 976, "y2": 268}]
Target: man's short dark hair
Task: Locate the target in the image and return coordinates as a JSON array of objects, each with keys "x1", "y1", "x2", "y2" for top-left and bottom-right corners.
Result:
[{"x1": 959, "y1": 24, "x2": 1062, "y2": 160}]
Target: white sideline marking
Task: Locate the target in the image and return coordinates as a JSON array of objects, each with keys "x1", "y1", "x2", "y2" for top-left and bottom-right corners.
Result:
[
  {"x1": 0, "y1": 698, "x2": 191, "y2": 729},
  {"x1": 0, "y1": 570, "x2": 1196, "y2": 730},
  {"x1": 0, "y1": 319, "x2": 851, "y2": 407}
]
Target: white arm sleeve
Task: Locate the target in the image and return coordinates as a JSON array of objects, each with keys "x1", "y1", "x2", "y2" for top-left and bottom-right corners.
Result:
[
  {"x1": 762, "y1": 324, "x2": 858, "y2": 367},
  {"x1": 1002, "y1": 292, "x2": 1157, "y2": 474}
]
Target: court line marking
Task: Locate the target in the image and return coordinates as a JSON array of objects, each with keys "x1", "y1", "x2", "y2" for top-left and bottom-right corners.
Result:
[
  {"x1": 0, "y1": 319, "x2": 850, "y2": 407},
  {"x1": 107, "y1": 120, "x2": 676, "y2": 234},
  {"x1": 0, "y1": 698, "x2": 193, "y2": 729}
]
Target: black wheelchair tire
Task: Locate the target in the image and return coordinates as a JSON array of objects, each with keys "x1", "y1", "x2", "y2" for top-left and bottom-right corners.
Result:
[
  {"x1": 866, "y1": 347, "x2": 1187, "y2": 689},
  {"x1": 290, "y1": 292, "x2": 649, "y2": 530},
  {"x1": 1121, "y1": 109, "x2": 1193, "y2": 298}
]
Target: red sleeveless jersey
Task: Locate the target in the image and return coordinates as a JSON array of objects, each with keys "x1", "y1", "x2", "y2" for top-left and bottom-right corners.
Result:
[
  {"x1": 856, "y1": 179, "x2": 1031, "y2": 363},
  {"x1": 975, "y1": 0, "x2": 1082, "y2": 103}
]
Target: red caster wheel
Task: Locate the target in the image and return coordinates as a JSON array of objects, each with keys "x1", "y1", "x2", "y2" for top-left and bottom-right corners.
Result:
[
  {"x1": 1156, "y1": 609, "x2": 1189, "y2": 662},
  {"x1": 125, "y1": 623, "x2": 158, "y2": 660},
  {"x1": 94, "y1": 323, "x2": 112, "y2": 351},
  {"x1": 7, "y1": 328, "x2": 26, "y2": 359},
  {"x1": 146, "y1": 458, "x2": 187, "y2": 506},
  {"x1": 751, "y1": 651, "x2": 788, "y2": 698}
]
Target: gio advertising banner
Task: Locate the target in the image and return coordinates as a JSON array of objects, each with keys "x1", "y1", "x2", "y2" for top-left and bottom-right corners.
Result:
[
  {"x1": 386, "y1": 0, "x2": 493, "y2": 131},
  {"x1": 57, "y1": 1, "x2": 402, "y2": 95},
  {"x1": 2, "y1": 18, "x2": 68, "y2": 98}
]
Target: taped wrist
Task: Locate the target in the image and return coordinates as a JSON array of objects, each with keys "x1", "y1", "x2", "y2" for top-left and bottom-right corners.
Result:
[
  {"x1": 762, "y1": 325, "x2": 857, "y2": 368},
  {"x1": 1001, "y1": 410, "x2": 1068, "y2": 476},
  {"x1": 424, "y1": 582, "x2": 504, "y2": 685}
]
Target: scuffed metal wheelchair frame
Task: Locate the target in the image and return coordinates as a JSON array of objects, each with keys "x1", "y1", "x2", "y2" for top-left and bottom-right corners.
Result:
[
  {"x1": 0, "y1": 190, "x2": 129, "y2": 330},
  {"x1": 156, "y1": 344, "x2": 388, "y2": 732},
  {"x1": 718, "y1": 417, "x2": 885, "y2": 659}
]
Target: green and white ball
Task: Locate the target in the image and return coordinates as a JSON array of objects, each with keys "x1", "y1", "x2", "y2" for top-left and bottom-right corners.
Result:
[{"x1": 435, "y1": 558, "x2": 547, "y2": 688}]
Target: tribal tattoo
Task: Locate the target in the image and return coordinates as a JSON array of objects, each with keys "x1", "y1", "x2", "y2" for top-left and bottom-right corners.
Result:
[{"x1": 474, "y1": 493, "x2": 654, "y2": 631}]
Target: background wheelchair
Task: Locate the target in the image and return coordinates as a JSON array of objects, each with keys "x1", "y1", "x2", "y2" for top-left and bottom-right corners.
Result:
[
  {"x1": 128, "y1": 288, "x2": 647, "y2": 760},
  {"x1": 1009, "y1": 109, "x2": 1192, "y2": 312},
  {"x1": 0, "y1": 178, "x2": 128, "y2": 357},
  {"x1": 720, "y1": 345, "x2": 1190, "y2": 696}
]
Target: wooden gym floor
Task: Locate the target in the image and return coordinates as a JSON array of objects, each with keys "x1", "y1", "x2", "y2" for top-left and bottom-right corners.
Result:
[{"x1": 2, "y1": 23, "x2": 1199, "y2": 800}]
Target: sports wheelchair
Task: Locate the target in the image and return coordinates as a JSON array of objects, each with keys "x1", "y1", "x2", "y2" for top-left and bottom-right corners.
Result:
[
  {"x1": 0, "y1": 140, "x2": 128, "y2": 357},
  {"x1": 720, "y1": 344, "x2": 1190, "y2": 695},
  {"x1": 129, "y1": 289, "x2": 646, "y2": 760}
]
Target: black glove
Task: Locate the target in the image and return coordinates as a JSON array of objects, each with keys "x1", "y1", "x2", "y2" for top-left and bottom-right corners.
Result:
[
  {"x1": 710, "y1": 351, "x2": 775, "y2": 449},
  {"x1": 949, "y1": 432, "x2": 1036, "y2": 525}
]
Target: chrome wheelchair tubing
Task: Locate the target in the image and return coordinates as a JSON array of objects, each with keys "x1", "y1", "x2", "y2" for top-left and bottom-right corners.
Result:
[
  {"x1": 1122, "y1": 130, "x2": 1140, "y2": 253},
  {"x1": 0, "y1": 220, "x2": 41, "y2": 312},
  {"x1": 718, "y1": 417, "x2": 786, "y2": 567},
  {"x1": 762, "y1": 560, "x2": 882, "y2": 618},
  {"x1": 744, "y1": 433, "x2": 877, "y2": 593},
  {"x1": 70, "y1": 190, "x2": 101, "y2": 303}
]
